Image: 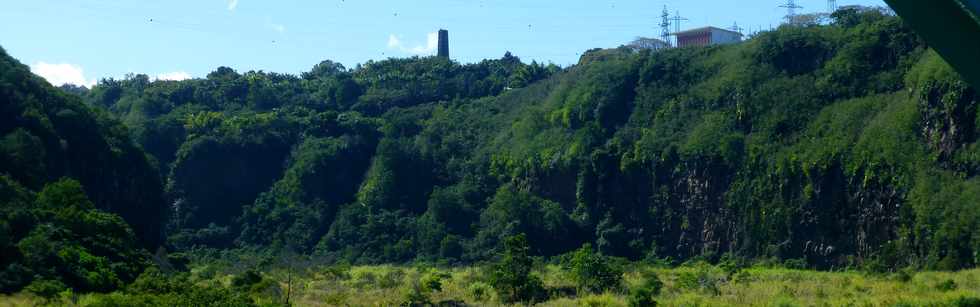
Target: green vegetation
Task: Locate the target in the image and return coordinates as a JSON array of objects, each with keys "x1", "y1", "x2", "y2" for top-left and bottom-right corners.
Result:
[
  {"x1": 1, "y1": 178, "x2": 148, "y2": 293},
  {"x1": 488, "y1": 234, "x2": 546, "y2": 304},
  {"x1": 564, "y1": 243, "x2": 624, "y2": 294},
  {"x1": 0, "y1": 46, "x2": 162, "y2": 294},
  {"x1": 1, "y1": 5, "x2": 979, "y2": 305},
  {"x1": 3, "y1": 261, "x2": 979, "y2": 306},
  {"x1": 627, "y1": 270, "x2": 663, "y2": 307}
]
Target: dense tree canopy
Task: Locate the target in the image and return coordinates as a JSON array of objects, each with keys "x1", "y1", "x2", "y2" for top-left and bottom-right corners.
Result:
[
  {"x1": 0, "y1": 46, "x2": 166, "y2": 246},
  {"x1": 67, "y1": 9, "x2": 979, "y2": 271},
  {"x1": 1, "y1": 8, "x2": 978, "y2": 298}
]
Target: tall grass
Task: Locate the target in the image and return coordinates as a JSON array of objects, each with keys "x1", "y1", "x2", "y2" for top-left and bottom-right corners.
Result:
[{"x1": 4, "y1": 265, "x2": 979, "y2": 306}]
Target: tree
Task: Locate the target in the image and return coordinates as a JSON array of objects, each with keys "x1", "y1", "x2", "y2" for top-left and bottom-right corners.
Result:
[
  {"x1": 303, "y1": 60, "x2": 347, "y2": 80},
  {"x1": 0, "y1": 178, "x2": 146, "y2": 293},
  {"x1": 565, "y1": 243, "x2": 623, "y2": 294},
  {"x1": 477, "y1": 184, "x2": 578, "y2": 257},
  {"x1": 831, "y1": 5, "x2": 891, "y2": 28},
  {"x1": 488, "y1": 234, "x2": 545, "y2": 304},
  {"x1": 509, "y1": 61, "x2": 552, "y2": 88}
]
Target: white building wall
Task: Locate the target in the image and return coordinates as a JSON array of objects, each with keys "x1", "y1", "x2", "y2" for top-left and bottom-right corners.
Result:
[{"x1": 710, "y1": 28, "x2": 742, "y2": 45}]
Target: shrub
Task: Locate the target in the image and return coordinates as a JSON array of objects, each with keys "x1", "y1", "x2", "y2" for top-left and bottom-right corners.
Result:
[
  {"x1": 891, "y1": 268, "x2": 914, "y2": 283},
  {"x1": 467, "y1": 282, "x2": 492, "y2": 302},
  {"x1": 947, "y1": 296, "x2": 980, "y2": 307},
  {"x1": 860, "y1": 257, "x2": 889, "y2": 274},
  {"x1": 401, "y1": 270, "x2": 448, "y2": 306},
  {"x1": 627, "y1": 269, "x2": 664, "y2": 307},
  {"x1": 733, "y1": 270, "x2": 754, "y2": 284},
  {"x1": 402, "y1": 281, "x2": 430, "y2": 307},
  {"x1": 676, "y1": 266, "x2": 721, "y2": 295},
  {"x1": 323, "y1": 291, "x2": 349, "y2": 306},
  {"x1": 890, "y1": 301, "x2": 916, "y2": 307},
  {"x1": 248, "y1": 278, "x2": 283, "y2": 302},
  {"x1": 228, "y1": 269, "x2": 282, "y2": 303},
  {"x1": 936, "y1": 279, "x2": 958, "y2": 292},
  {"x1": 127, "y1": 267, "x2": 188, "y2": 295},
  {"x1": 627, "y1": 286, "x2": 657, "y2": 307},
  {"x1": 772, "y1": 295, "x2": 801, "y2": 307},
  {"x1": 25, "y1": 279, "x2": 67, "y2": 301},
  {"x1": 717, "y1": 253, "x2": 748, "y2": 276},
  {"x1": 420, "y1": 270, "x2": 450, "y2": 293},
  {"x1": 231, "y1": 270, "x2": 263, "y2": 290},
  {"x1": 378, "y1": 269, "x2": 406, "y2": 289},
  {"x1": 350, "y1": 270, "x2": 378, "y2": 289},
  {"x1": 564, "y1": 243, "x2": 623, "y2": 294},
  {"x1": 580, "y1": 293, "x2": 620, "y2": 307},
  {"x1": 79, "y1": 292, "x2": 169, "y2": 307},
  {"x1": 321, "y1": 263, "x2": 352, "y2": 281},
  {"x1": 348, "y1": 268, "x2": 404, "y2": 289},
  {"x1": 782, "y1": 258, "x2": 808, "y2": 270},
  {"x1": 172, "y1": 285, "x2": 256, "y2": 307},
  {"x1": 637, "y1": 270, "x2": 663, "y2": 296}
]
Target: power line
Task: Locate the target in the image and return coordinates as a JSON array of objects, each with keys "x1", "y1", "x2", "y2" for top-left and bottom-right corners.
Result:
[
  {"x1": 669, "y1": 10, "x2": 689, "y2": 34},
  {"x1": 779, "y1": 0, "x2": 804, "y2": 22}
]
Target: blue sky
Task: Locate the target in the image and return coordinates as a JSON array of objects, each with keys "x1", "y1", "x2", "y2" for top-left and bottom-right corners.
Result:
[{"x1": 0, "y1": 0, "x2": 887, "y2": 87}]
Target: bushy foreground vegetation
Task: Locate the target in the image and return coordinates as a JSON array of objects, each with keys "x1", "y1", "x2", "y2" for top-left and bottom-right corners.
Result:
[
  {"x1": 3, "y1": 247, "x2": 980, "y2": 306},
  {"x1": 1, "y1": 4, "x2": 979, "y2": 304}
]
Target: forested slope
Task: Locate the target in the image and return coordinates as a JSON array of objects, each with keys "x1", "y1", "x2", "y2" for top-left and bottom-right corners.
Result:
[
  {"x1": 0, "y1": 46, "x2": 166, "y2": 292},
  {"x1": 1, "y1": 6, "x2": 978, "y2": 299},
  {"x1": 49, "y1": 7, "x2": 980, "y2": 273}
]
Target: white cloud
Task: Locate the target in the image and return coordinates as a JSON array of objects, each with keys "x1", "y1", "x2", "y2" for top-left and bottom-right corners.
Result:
[
  {"x1": 387, "y1": 32, "x2": 438, "y2": 55},
  {"x1": 30, "y1": 62, "x2": 95, "y2": 88},
  {"x1": 387, "y1": 34, "x2": 401, "y2": 48},
  {"x1": 271, "y1": 23, "x2": 285, "y2": 33},
  {"x1": 227, "y1": 0, "x2": 238, "y2": 11},
  {"x1": 156, "y1": 71, "x2": 191, "y2": 81},
  {"x1": 265, "y1": 18, "x2": 286, "y2": 34}
]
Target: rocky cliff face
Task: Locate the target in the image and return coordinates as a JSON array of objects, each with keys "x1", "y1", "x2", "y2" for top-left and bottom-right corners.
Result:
[{"x1": 918, "y1": 78, "x2": 977, "y2": 168}]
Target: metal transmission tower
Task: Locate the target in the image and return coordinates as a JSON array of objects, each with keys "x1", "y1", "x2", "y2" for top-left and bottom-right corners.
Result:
[
  {"x1": 660, "y1": 6, "x2": 672, "y2": 47},
  {"x1": 828, "y1": 0, "x2": 838, "y2": 13},
  {"x1": 730, "y1": 21, "x2": 744, "y2": 34},
  {"x1": 779, "y1": 0, "x2": 804, "y2": 23},
  {"x1": 669, "y1": 10, "x2": 689, "y2": 34}
]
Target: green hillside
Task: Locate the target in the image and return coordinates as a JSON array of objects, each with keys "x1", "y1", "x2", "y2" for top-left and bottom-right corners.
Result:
[
  {"x1": 75, "y1": 7, "x2": 978, "y2": 270},
  {"x1": 0, "y1": 46, "x2": 166, "y2": 293},
  {"x1": 0, "y1": 6, "x2": 978, "y2": 304}
]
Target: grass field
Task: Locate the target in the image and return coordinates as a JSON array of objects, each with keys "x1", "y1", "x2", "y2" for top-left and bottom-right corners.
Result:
[
  {"x1": 2, "y1": 263, "x2": 979, "y2": 306},
  {"x1": 288, "y1": 265, "x2": 980, "y2": 306}
]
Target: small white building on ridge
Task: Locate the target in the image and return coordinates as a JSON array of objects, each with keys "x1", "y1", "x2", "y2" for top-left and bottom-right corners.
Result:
[{"x1": 674, "y1": 27, "x2": 743, "y2": 48}]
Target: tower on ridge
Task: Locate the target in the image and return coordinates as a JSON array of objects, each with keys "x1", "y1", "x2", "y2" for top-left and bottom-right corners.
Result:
[{"x1": 437, "y1": 29, "x2": 449, "y2": 58}]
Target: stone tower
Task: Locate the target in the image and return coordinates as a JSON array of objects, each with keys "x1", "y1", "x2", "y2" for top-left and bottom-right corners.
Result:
[{"x1": 437, "y1": 29, "x2": 449, "y2": 58}]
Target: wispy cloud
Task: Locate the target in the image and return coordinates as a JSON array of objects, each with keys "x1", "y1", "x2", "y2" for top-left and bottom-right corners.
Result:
[
  {"x1": 227, "y1": 0, "x2": 239, "y2": 11},
  {"x1": 387, "y1": 32, "x2": 438, "y2": 55},
  {"x1": 387, "y1": 35, "x2": 402, "y2": 48},
  {"x1": 270, "y1": 23, "x2": 285, "y2": 33},
  {"x1": 156, "y1": 71, "x2": 191, "y2": 81},
  {"x1": 30, "y1": 62, "x2": 95, "y2": 88},
  {"x1": 265, "y1": 18, "x2": 286, "y2": 34}
]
